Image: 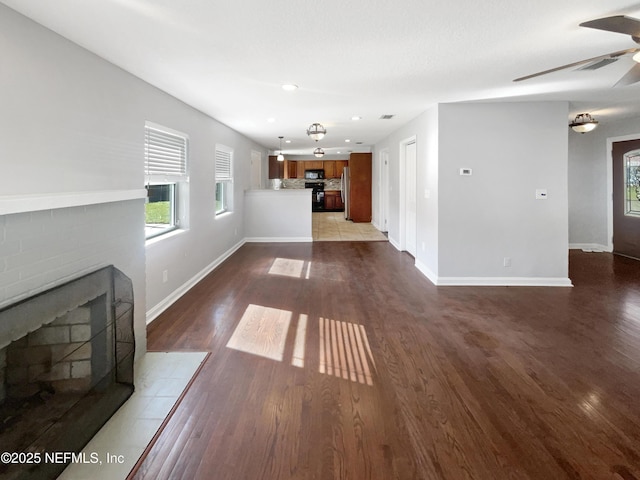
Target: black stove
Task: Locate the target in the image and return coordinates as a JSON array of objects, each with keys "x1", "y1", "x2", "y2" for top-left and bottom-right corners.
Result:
[{"x1": 305, "y1": 182, "x2": 325, "y2": 211}]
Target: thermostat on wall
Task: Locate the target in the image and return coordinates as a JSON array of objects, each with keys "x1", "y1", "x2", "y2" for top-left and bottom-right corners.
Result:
[{"x1": 460, "y1": 168, "x2": 472, "y2": 176}]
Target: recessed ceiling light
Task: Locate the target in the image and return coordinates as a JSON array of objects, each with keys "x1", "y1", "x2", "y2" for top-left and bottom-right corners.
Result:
[
  {"x1": 345, "y1": 139, "x2": 351, "y2": 143},
  {"x1": 282, "y1": 84, "x2": 298, "y2": 91},
  {"x1": 337, "y1": 151, "x2": 341, "y2": 154},
  {"x1": 267, "y1": 118, "x2": 276, "y2": 123},
  {"x1": 285, "y1": 140, "x2": 291, "y2": 143},
  {"x1": 351, "y1": 116, "x2": 362, "y2": 121}
]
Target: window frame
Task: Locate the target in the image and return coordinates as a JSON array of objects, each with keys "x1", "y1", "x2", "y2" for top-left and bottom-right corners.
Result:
[
  {"x1": 215, "y1": 144, "x2": 233, "y2": 216},
  {"x1": 624, "y1": 149, "x2": 640, "y2": 217},
  {"x1": 144, "y1": 122, "x2": 189, "y2": 240}
]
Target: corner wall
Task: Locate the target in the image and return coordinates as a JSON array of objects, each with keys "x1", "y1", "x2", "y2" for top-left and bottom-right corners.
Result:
[
  {"x1": 0, "y1": 5, "x2": 268, "y2": 354},
  {"x1": 374, "y1": 101, "x2": 571, "y2": 286}
]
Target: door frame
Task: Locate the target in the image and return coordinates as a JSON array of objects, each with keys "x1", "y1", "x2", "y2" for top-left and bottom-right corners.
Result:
[
  {"x1": 399, "y1": 135, "x2": 417, "y2": 253},
  {"x1": 606, "y1": 133, "x2": 640, "y2": 252},
  {"x1": 379, "y1": 148, "x2": 389, "y2": 232}
]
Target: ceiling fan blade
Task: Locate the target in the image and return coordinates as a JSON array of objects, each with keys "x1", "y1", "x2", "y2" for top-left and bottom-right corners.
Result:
[
  {"x1": 580, "y1": 15, "x2": 640, "y2": 37},
  {"x1": 513, "y1": 48, "x2": 636, "y2": 82},
  {"x1": 614, "y1": 62, "x2": 640, "y2": 87}
]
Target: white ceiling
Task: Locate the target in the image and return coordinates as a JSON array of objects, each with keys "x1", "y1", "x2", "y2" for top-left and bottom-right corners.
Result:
[{"x1": 4, "y1": 0, "x2": 640, "y2": 154}]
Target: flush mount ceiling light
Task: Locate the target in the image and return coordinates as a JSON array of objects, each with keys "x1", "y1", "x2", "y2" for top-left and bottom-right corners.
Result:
[
  {"x1": 313, "y1": 147, "x2": 325, "y2": 158},
  {"x1": 306, "y1": 123, "x2": 326, "y2": 141},
  {"x1": 277, "y1": 136, "x2": 284, "y2": 161},
  {"x1": 569, "y1": 113, "x2": 599, "y2": 133}
]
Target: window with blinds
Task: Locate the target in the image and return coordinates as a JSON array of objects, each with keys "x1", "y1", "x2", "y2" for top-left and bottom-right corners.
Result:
[
  {"x1": 145, "y1": 126, "x2": 188, "y2": 177},
  {"x1": 144, "y1": 123, "x2": 189, "y2": 239},
  {"x1": 215, "y1": 144, "x2": 233, "y2": 215}
]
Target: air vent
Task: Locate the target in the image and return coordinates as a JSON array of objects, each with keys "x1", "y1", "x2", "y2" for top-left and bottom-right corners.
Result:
[
  {"x1": 379, "y1": 114, "x2": 395, "y2": 120},
  {"x1": 356, "y1": 142, "x2": 363, "y2": 145}
]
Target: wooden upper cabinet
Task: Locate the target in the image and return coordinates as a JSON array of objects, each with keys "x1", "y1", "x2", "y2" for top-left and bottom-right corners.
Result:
[
  {"x1": 335, "y1": 160, "x2": 348, "y2": 179},
  {"x1": 323, "y1": 161, "x2": 336, "y2": 179},
  {"x1": 284, "y1": 160, "x2": 297, "y2": 179},
  {"x1": 268, "y1": 155, "x2": 284, "y2": 179},
  {"x1": 307, "y1": 160, "x2": 323, "y2": 170}
]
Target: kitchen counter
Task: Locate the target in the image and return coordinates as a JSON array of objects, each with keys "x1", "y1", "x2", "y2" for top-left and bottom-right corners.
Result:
[{"x1": 244, "y1": 189, "x2": 312, "y2": 242}]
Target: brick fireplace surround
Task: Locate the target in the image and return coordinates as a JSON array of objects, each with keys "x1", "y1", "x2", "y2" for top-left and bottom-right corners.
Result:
[{"x1": 0, "y1": 266, "x2": 135, "y2": 480}]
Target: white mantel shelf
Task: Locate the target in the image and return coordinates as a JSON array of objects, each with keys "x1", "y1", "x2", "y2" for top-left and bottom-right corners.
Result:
[{"x1": 0, "y1": 189, "x2": 148, "y2": 216}]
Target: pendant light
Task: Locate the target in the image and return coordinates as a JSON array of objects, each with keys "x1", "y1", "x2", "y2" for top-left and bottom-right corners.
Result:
[
  {"x1": 313, "y1": 147, "x2": 324, "y2": 158},
  {"x1": 277, "y1": 136, "x2": 284, "y2": 161},
  {"x1": 569, "y1": 113, "x2": 598, "y2": 133},
  {"x1": 306, "y1": 123, "x2": 326, "y2": 141}
]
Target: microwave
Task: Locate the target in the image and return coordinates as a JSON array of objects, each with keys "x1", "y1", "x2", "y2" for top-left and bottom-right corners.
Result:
[{"x1": 304, "y1": 169, "x2": 325, "y2": 180}]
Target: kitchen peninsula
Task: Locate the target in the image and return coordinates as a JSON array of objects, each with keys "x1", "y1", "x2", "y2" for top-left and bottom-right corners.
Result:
[{"x1": 244, "y1": 188, "x2": 312, "y2": 242}]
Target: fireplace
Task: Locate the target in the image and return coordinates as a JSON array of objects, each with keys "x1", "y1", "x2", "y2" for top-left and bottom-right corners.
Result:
[{"x1": 0, "y1": 266, "x2": 135, "y2": 480}]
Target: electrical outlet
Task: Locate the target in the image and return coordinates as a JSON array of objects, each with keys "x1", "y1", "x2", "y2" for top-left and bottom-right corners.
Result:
[
  {"x1": 162, "y1": 270, "x2": 168, "y2": 283},
  {"x1": 503, "y1": 257, "x2": 511, "y2": 267}
]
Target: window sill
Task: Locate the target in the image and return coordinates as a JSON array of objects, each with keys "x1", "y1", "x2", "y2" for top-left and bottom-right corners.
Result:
[
  {"x1": 145, "y1": 228, "x2": 186, "y2": 247},
  {"x1": 215, "y1": 210, "x2": 232, "y2": 219}
]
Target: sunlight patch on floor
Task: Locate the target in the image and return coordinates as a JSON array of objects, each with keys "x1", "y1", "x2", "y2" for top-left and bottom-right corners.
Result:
[
  {"x1": 268, "y1": 258, "x2": 306, "y2": 278},
  {"x1": 226, "y1": 304, "x2": 292, "y2": 361},
  {"x1": 319, "y1": 317, "x2": 376, "y2": 385}
]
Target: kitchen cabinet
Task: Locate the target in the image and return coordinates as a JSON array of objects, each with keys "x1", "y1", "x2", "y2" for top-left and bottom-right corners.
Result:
[
  {"x1": 348, "y1": 153, "x2": 372, "y2": 222},
  {"x1": 285, "y1": 160, "x2": 297, "y2": 179},
  {"x1": 307, "y1": 160, "x2": 323, "y2": 170},
  {"x1": 323, "y1": 161, "x2": 336, "y2": 179},
  {"x1": 324, "y1": 190, "x2": 343, "y2": 211},
  {"x1": 335, "y1": 160, "x2": 348, "y2": 179},
  {"x1": 268, "y1": 155, "x2": 284, "y2": 179}
]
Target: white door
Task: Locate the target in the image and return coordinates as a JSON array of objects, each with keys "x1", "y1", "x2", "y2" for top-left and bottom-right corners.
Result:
[
  {"x1": 250, "y1": 150, "x2": 262, "y2": 189},
  {"x1": 405, "y1": 142, "x2": 417, "y2": 256}
]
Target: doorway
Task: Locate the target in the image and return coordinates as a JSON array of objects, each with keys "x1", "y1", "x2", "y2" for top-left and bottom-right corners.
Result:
[
  {"x1": 399, "y1": 137, "x2": 417, "y2": 256},
  {"x1": 612, "y1": 139, "x2": 640, "y2": 259}
]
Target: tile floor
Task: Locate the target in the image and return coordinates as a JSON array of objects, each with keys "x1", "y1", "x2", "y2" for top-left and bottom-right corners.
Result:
[
  {"x1": 59, "y1": 351, "x2": 208, "y2": 480},
  {"x1": 312, "y1": 212, "x2": 387, "y2": 241}
]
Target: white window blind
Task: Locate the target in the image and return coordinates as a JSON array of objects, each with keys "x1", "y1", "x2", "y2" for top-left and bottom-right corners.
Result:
[
  {"x1": 215, "y1": 147, "x2": 233, "y2": 181},
  {"x1": 145, "y1": 126, "x2": 188, "y2": 176}
]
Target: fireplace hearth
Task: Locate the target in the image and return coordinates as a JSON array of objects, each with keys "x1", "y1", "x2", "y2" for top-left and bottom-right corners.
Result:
[{"x1": 0, "y1": 266, "x2": 135, "y2": 480}]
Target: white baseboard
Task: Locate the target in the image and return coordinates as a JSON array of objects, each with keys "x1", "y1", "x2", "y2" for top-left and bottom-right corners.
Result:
[
  {"x1": 415, "y1": 259, "x2": 438, "y2": 285},
  {"x1": 146, "y1": 239, "x2": 246, "y2": 324},
  {"x1": 433, "y1": 276, "x2": 573, "y2": 287},
  {"x1": 388, "y1": 236, "x2": 401, "y2": 251},
  {"x1": 569, "y1": 243, "x2": 611, "y2": 252},
  {"x1": 245, "y1": 236, "x2": 313, "y2": 243}
]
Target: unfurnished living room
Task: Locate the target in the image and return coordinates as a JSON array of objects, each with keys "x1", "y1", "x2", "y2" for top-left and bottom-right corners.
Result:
[{"x1": 1, "y1": 1, "x2": 640, "y2": 479}]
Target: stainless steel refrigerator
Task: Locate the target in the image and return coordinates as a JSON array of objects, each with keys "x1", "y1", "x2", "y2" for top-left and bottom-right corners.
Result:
[{"x1": 341, "y1": 166, "x2": 350, "y2": 220}]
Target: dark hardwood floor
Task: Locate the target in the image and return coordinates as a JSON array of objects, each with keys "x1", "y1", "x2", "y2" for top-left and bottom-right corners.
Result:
[{"x1": 134, "y1": 243, "x2": 640, "y2": 480}]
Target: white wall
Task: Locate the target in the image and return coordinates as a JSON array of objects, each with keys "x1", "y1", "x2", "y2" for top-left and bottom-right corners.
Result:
[
  {"x1": 568, "y1": 115, "x2": 640, "y2": 249},
  {"x1": 373, "y1": 109, "x2": 439, "y2": 278},
  {"x1": 438, "y1": 102, "x2": 569, "y2": 283},
  {"x1": 0, "y1": 5, "x2": 268, "y2": 348},
  {"x1": 374, "y1": 101, "x2": 571, "y2": 285},
  {"x1": 244, "y1": 190, "x2": 312, "y2": 241}
]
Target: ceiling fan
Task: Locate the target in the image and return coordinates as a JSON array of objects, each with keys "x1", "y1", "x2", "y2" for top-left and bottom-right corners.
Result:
[{"x1": 514, "y1": 15, "x2": 640, "y2": 87}]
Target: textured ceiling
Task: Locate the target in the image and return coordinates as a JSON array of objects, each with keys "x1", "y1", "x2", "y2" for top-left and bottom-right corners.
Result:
[{"x1": 3, "y1": 0, "x2": 640, "y2": 154}]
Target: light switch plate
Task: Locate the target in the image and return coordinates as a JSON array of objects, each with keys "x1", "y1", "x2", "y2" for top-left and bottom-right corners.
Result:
[{"x1": 535, "y1": 189, "x2": 548, "y2": 200}]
